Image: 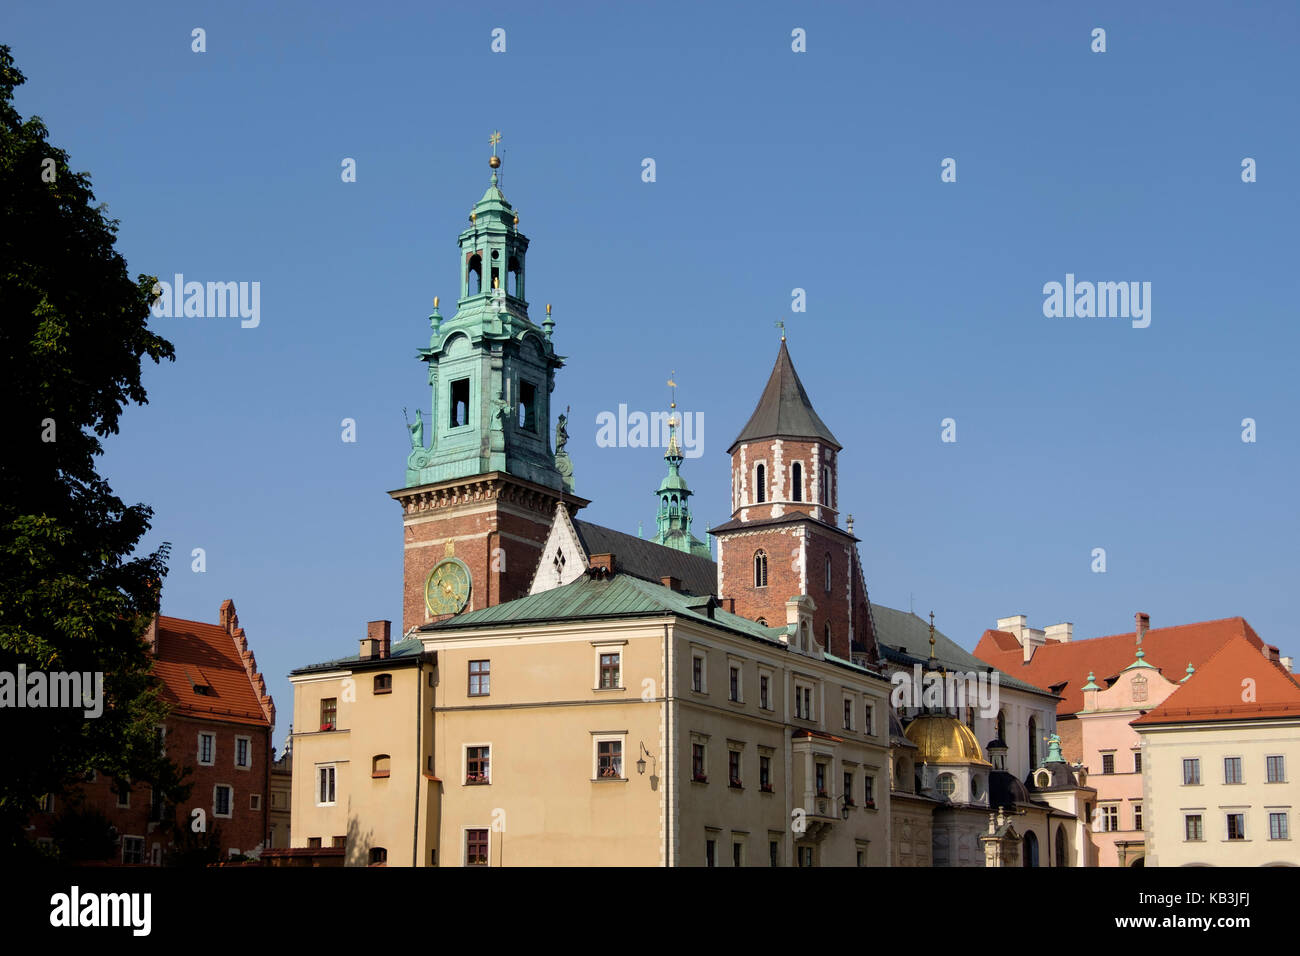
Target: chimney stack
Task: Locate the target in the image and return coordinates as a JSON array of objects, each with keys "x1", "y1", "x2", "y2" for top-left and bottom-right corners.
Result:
[
  {"x1": 588, "y1": 553, "x2": 615, "y2": 576},
  {"x1": 660, "y1": 576, "x2": 681, "y2": 592},
  {"x1": 360, "y1": 620, "x2": 392, "y2": 660},
  {"x1": 1135, "y1": 612, "x2": 1150, "y2": 643},
  {"x1": 144, "y1": 614, "x2": 160, "y2": 656}
]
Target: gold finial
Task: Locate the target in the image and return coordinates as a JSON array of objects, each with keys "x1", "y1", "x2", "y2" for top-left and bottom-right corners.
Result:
[
  {"x1": 433, "y1": 296, "x2": 439, "y2": 308},
  {"x1": 667, "y1": 371, "x2": 677, "y2": 410},
  {"x1": 928, "y1": 611, "x2": 936, "y2": 661},
  {"x1": 489, "y1": 131, "x2": 502, "y2": 169},
  {"x1": 513, "y1": 213, "x2": 519, "y2": 225},
  {"x1": 546, "y1": 303, "x2": 551, "y2": 315},
  {"x1": 470, "y1": 211, "x2": 476, "y2": 223},
  {"x1": 775, "y1": 319, "x2": 786, "y2": 341}
]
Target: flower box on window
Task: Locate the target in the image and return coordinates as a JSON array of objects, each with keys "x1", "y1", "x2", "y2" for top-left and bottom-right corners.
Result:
[
  {"x1": 729, "y1": 778, "x2": 743, "y2": 789},
  {"x1": 465, "y1": 772, "x2": 489, "y2": 785},
  {"x1": 760, "y1": 783, "x2": 774, "y2": 793},
  {"x1": 319, "y1": 722, "x2": 334, "y2": 732},
  {"x1": 692, "y1": 772, "x2": 708, "y2": 783}
]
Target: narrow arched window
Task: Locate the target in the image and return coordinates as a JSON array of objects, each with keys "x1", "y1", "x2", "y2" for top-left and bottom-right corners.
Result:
[
  {"x1": 824, "y1": 554, "x2": 831, "y2": 593},
  {"x1": 996, "y1": 710, "x2": 1006, "y2": 743},
  {"x1": 823, "y1": 623, "x2": 830, "y2": 647},
  {"x1": 755, "y1": 464, "x2": 766, "y2": 504},
  {"x1": 753, "y1": 550, "x2": 768, "y2": 588},
  {"x1": 1028, "y1": 716, "x2": 1038, "y2": 769},
  {"x1": 467, "y1": 253, "x2": 482, "y2": 294},
  {"x1": 791, "y1": 463, "x2": 802, "y2": 502}
]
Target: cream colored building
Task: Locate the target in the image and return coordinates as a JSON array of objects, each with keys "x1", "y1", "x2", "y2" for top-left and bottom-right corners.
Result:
[
  {"x1": 287, "y1": 565, "x2": 894, "y2": 866},
  {"x1": 1134, "y1": 633, "x2": 1300, "y2": 867}
]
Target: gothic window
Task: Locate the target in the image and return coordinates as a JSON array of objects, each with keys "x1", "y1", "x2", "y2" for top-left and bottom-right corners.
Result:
[
  {"x1": 467, "y1": 253, "x2": 482, "y2": 294},
  {"x1": 791, "y1": 463, "x2": 802, "y2": 502},
  {"x1": 755, "y1": 464, "x2": 766, "y2": 504},
  {"x1": 507, "y1": 255, "x2": 521, "y2": 296},
  {"x1": 450, "y1": 378, "x2": 470, "y2": 428},
  {"x1": 824, "y1": 554, "x2": 831, "y2": 593},
  {"x1": 996, "y1": 710, "x2": 1006, "y2": 743},
  {"x1": 753, "y1": 550, "x2": 768, "y2": 588},
  {"x1": 517, "y1": 380, "x2": 537, "y2": 432}
]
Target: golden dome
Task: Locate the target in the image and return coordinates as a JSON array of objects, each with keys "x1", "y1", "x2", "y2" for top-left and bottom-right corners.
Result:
[{"x1": 904, "y1": 714, "x2": 991, "y2": 766}]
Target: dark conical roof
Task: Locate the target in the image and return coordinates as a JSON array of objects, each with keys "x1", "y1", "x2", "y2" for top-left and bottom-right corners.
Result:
[{"x1": 728, "y1": 340, "x2": 840, "y2": 453}]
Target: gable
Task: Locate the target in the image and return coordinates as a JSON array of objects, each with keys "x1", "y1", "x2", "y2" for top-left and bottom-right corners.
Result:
[{"x1": 528, "y1": 502, "x2": 588, "y2": 594}]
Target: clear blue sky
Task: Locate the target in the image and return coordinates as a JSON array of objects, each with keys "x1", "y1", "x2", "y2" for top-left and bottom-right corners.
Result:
[{"x1": 6, "y1": 1, "x2": 1298, "y2": 749}]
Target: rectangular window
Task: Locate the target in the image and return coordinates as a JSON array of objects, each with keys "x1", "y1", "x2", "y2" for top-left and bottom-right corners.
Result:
[
  {"x1": 864, "y1": 775, "x2": 875, "y2": 806},
  {"x1": 1133, "y1": 803, "x2": 1143, "y2": 830},
  {"x1": 843, "y1": 699, "x2": 853, "y2": 730},
  {"x1": 317, "y1": 766, "x2": 336, "y2": 806},
  {"x1": 692, "y1": 655, "x2": 704, "y2": 693},
  {"x1": 319, "y1": 698, "x2": 337, "y2": 731},
  {"x1": 599, "y1": 653, "x2": 620, "y2": 689},
  {"x1": 759, "y1": 755, "x2": 772, "y2": 792},
  {"x1": 803, "y1": 687, "x2": 813, "y2": 720},
  {"x1": 769, "y1": 841, "x2": 779, "y2": 867},
  {"x1": 465, "y1": 829, "x2": 489, "y2": 866},
  {"x1": 797, "y1": 846, "x2": 813, "y2": 867},
  {"x1": 122, "y1": 837, "x2": 144, "y2": 865},
  {"x1": 116, "y1": 786, "x2": 130, "y2": 809},
  {"x1": 729, "y1": 665, "x2": 740, "y2": 702},
  {"x1": 466, "y1": 745, "x2": 490, "y2": 784},
  {"x1": 214, "y1": 785, "x2": 232, "y2": 818},
  {"x1": 1183, "y1": 758, "x2": 1200, "y2": 785},
  {"x1": 373, "y1": 673, "x2": 392, "y2": 694},
  {"x1": 1102, "y1": 753, "x2": 1115, "y2": 774},
  {"x1": 759, "y1": 674, "x2": 770, "y2": 710},
  {"x1": 198, "y1": 733, "x2": 214, "y2": 765},
  {"x1": 1133, "y1": 752, "x2": 1142, "y2": 773},
  {"x1": 518, "y1": 380, "x2": 537, "y2": 432},
  {"x1": 706, "y1": 839, "x2": 716, "y2": 867},
  {"x1": 692, "y1": 743, "x2": 707, "y2": 782},
  {"x1": 1185, "y1": 814, "x2": 1203, "y2": 841},
  {"x1": 843, "y1": 771, "x2": 854, "y2": 806},
  {"x1": 729, "y1": 750, "x2": 742, "y2": 788},
  {"x1": 1100, "y1": 805, "x2": 1119, "y2": 832},
  {"x1": 1227, "y1": 813, "x2": 1246, "y2": 841},
  {"x1": 308, "y1": 837, "x2": 322, "y2": 849},
  {"x1": 449, "y1": 378, "x2": 470, "y2": 428},
  {"x1": 250, "y1": 794, "x2": 262, "y2": 811},
  {"x1": 468, "y1": 660, "x2": 490, "y2": 697},
  {"x1": 235, "y1": 736, "x2": 250, "y2": 769},
  {"x1": 332, "y1": 835, "x2": 346, "y2": 848},
  {"x1": 1268, "y1": 755, "x2": 1286, "y2": 782},
  {"x1": 815, "y1": 763, "x2": 827, "y2": 797},
  {"x1": 864, "y1": 703, "x2": 874, "y2": 736},
  {"x1": 733, "y1": 842, "x2": 743, "y2": 867},
  {"x1": 597, "y1": 740, "x2": 622, "y2": 779},
  {"x1": 1269, "y1": 812, "x2": 1289, "y2": 840},
  {"x1": 1224, "y1": 757, "x2": 1243, "y2": 784}
]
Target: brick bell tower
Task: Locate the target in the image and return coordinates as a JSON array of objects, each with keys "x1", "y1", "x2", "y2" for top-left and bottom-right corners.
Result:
[
  {"x1": 391, "y1": 136, "x2": 588, "y2": 633},
  {"x1": 709, "y1": 335, "x2": 878, "y2": 662}
]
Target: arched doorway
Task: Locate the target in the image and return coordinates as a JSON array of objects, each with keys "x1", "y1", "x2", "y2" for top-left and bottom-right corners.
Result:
[
  {"x1": 1130, "y1": 856, "x2": 1145, "y2": 867},
  {"x1": 1023, "y1": 831, "x2": 1039, "y2": 867},
  {"x1": 1055, "y1": 825, "x2": 1068, "y2": 866}
]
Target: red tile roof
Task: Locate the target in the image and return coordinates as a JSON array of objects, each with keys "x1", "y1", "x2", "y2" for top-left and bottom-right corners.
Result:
[
  {"x1": 152, "y1": 601, "x2": 274, "y2": 728},
  {"x1": 973, "y1": 617, "x2": 1264, "y2": 716},
  {"x1": 1133, "y1": 634, "x2": 1300, "y2": 725}
]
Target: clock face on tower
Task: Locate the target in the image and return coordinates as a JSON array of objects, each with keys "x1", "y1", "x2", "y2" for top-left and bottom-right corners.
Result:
[{"x1": 425, "y1": 558, "x2": 472, "y2": 616}]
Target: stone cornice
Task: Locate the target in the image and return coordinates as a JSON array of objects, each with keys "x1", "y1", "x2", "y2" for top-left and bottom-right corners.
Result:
[{"x1": 391, "y1": 472, "x2": 590, "y2": 519}]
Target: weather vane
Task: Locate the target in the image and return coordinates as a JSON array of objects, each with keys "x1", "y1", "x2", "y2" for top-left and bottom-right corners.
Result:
[
  {"x1": 667, "y1": 371, "x2": 678, "y2": 428},
  {"x1": 775, "y1": 319, "x2": 786, "y2": 341}
]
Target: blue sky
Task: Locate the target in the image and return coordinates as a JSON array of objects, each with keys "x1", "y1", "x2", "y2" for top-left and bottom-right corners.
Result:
[{"x1": 6, "y1": 1, "x2": 1298, "y2": 748}]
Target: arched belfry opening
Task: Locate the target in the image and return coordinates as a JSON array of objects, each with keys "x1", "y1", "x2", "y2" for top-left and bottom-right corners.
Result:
[{"x1": 467, "y1": 253, "x2": 482, "y2": 295}]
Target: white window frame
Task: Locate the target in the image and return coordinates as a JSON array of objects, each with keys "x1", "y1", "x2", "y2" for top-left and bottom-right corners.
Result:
[
  {"x1": 116, "y1": 786, "x2": 130, "y2": 809},
  {"x1": 121, "y1": 835, "x2": 145, "y2": 865},
  {"x1": 198, "y1": 732, "x2": 215, "y2": 767},
  {"x1": 752, "y1": 459, "x2": 769, "y2": 505},
  {"x1": 794, "y1": 680, "x2": 814, "y2": 721},
  {"x1": 316, "y1": 764, "x2": 337, "y2": 807},
  {"x1": 758, "y1": 668, "x2": 773, "y2": 711},
  {"x1": 213, "y1": 783, "x2": 234, "y2": 819},
  {"x1": 864, "y1": 701, "x2": 875, "y2": 737},
  {"x1": 463, "y1": 742, "x2": 493, "y2": 786},
  {"x1": 463, "y1": 826, "x2": 492, "y2": 867},
  {"x1": 1268, "y1": 811, "x2": 1290, "y2": 840},
  {"x1": 250, "y1": 793, "x2": 262, "y2": 811},
  {"x1": 592, "y1": 641, "x2": 625, "y2": 691},
  {"x1": 234, "y1": 735, "x2": 251, "y2": 770},
  {"x1": 727, "y1": 658, "x2": 744, "y2": 703},
  {"x1": 592, "y1": 733, "x2": 627, "y2": 781},
  {"x1": 691, "y1": 649, "x2": 707, "y2": 694},
  {"x1": 1266, "y1": 754, "x2": 1286, "y2": 783},
  {"x1": 842, "y1": 695, "x2": 855, "y2": 731}
]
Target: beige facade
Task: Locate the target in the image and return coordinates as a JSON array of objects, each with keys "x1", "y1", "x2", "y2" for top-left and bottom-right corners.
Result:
[{"x1": 1137, "y1": 718, "x2": 1299, "y2": 867}]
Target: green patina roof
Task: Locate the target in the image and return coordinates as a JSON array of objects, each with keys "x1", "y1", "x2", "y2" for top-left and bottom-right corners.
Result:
[
  {"x1": 420, "y1": 570, "x2": 778, "y2": 642},
  {"x1": 291, "y1": 636, "x2": 425, "y2": 676}
]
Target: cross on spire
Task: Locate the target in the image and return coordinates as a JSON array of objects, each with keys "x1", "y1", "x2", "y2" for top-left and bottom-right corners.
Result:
[{"x1": 489, "y1": 131, "x2": 502, "y2": 156}]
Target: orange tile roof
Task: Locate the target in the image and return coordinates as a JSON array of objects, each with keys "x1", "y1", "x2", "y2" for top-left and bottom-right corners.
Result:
[
  {"x1": 153, "y1": 605, "x2": 274, "y2": 728},
  {"x1": 973, "y1": 617, "x2": 1264, "y2": 716},
  {"x1": 1133, "y1": 634, "x2": 1300, "y2": 726}
]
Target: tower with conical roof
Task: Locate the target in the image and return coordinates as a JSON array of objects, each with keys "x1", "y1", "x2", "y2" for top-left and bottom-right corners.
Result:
[
  {"x1": 649, "y1": 383, "x2": 711, "y2": 559},
  {"x1": 391, "y1": 136, "x2": 588, "y2": 632},
  {"x1": 709, "y1": 335, "x2": 877, "y2": 662}
]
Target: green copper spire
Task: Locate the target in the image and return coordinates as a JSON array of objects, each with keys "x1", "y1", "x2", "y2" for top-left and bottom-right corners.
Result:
[
  {"x1": 649, "y1": 375, "x2": 711, "y2": 558},
  {"x1": 1123, "y1": 647, "x2": 1157, "y2": 671},
  {"x1": 1081, "y1": 671, "x2": 1100, "y2": 691},
  {"x1": 405, "y1": 135, "x2": 566, "y2": 490}
]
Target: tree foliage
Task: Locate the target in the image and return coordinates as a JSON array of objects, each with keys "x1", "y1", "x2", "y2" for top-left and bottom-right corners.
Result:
[{"x1": 0, "y1": 44, "x2": 184, "y2": 855}]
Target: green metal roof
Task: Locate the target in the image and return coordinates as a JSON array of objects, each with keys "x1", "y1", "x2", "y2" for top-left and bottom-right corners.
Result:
[{"x1": 291, "y1": 636, "x2": 425, "y2": 676}]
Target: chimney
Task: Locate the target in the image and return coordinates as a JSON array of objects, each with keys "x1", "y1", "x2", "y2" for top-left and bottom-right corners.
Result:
[
  {"x1": 1044, "y1": 623, "x2": 1073, "y2": 644},
  {"x1": 588, "y1": 553, "x2": 615, "y2": 576},
  {"x1": 660, "y1": 576, "x2": 681, "y2": 592},
  {"x1": 1135, "y1": 612, "x2": 1150, "y2": 643},
  {"x1": 144, "y1": 614, "x2": 160, "y2": 656},
  {"x1": 1264, "y1": 644, "x2": 1281, "y2": 664},
  {"x1": 722, "y1": 597, "x2": 736, "y2": 614},
  {"x1": 219, "y1": 599, "x2": 238, "y2": 634},
  {"x1": 1282, "y1": 656, "x2": 1294, "y2": 673},
  {"x1": 360, "y1": 620, "x2": 391, "y2": 661}
]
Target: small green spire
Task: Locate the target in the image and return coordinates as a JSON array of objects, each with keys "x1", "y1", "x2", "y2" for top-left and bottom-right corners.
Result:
[
  {"x1": 1181, "y1": 661, "x2": 1195, "y2": 683},
  {"x1": 649, "y1": 376, "x2": 710, "y2": 558},
  {"x1": 1081, "y1": 671, "x2": 1100, "y2": 691}
]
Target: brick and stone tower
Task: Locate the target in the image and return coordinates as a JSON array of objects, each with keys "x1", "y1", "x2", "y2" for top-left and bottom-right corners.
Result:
[
  {"x1": 710, "y1": 337, "x2": 877, "y2": 662},
  {"x1": 391, "y1": 138, "x2": 588, "y2": 632}
]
